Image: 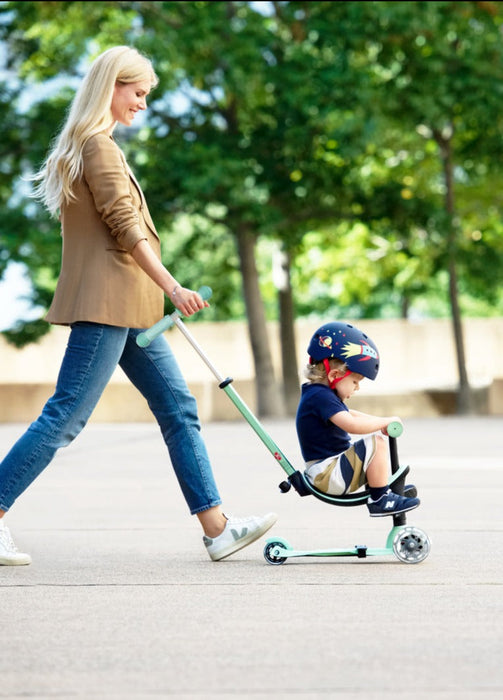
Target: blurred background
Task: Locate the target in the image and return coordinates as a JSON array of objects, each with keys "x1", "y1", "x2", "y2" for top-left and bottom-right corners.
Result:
[{"x1": 1, "y1": 0, "x2": 502, "y2": 421}]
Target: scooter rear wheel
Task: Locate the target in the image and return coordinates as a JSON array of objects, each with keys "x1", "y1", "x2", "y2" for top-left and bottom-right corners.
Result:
[{"x1": 264, "y1": 540, "x2": 289, "y2": 565}]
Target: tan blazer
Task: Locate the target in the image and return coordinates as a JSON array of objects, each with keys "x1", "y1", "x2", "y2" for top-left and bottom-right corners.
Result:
[{"x1": 45, "y1": 132, "x2": 164, "y2": 328}]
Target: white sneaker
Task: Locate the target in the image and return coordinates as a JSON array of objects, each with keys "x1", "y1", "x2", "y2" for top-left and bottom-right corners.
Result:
[
  {"x1": 0, "y1": 520, "x2": 32, "y2": 566},
  {"x1": 203, "y1": 512, "x2": 277, "y2": 561}
]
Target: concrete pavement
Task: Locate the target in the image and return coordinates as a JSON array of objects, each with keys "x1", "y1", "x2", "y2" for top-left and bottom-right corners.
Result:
[{"x1": 1, "y1": 416, "x2": 502, "y2": 699}]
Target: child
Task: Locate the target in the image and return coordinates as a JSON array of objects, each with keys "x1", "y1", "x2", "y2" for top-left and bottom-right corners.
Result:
[{"x1": 295, "y1": 321, "x2": 420, "y2": 517}]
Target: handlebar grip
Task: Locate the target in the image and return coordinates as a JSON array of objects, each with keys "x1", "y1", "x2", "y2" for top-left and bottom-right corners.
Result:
[
  {"x1": 387, "y1": 421, "x2": 403, "y2": 438},
  {"x1": 195, "y1": 285, "x2": 212, "y2": 302},
  {"x1": 136, "y1": 285, "x2": 212, "y2": 348}
]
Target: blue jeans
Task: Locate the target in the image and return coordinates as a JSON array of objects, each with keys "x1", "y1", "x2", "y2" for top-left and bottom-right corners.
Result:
[{"x1": 0, "y1": 323, "x2": 221, "y2": 514}]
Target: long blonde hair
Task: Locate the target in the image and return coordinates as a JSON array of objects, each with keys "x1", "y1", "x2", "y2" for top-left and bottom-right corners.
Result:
[{"x1": 33, "y1": 46, "x2": 158, "y2": 216}]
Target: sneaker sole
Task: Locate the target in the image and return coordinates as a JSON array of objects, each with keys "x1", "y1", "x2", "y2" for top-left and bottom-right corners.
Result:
[
  {"x1": 369, "y1": 502, "x2": 420, "y2": 518},
  {"x1": 0, "y1": 556, "x2": 32, "y2": 566},
  {"x1": 211, "y1": 514, "x2": 278, "y2": 561}
]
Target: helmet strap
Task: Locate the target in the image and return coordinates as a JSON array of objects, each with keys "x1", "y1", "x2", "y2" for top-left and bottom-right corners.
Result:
[{"x1": 323, "y1": 358, "x2": 351, "y2": 390}]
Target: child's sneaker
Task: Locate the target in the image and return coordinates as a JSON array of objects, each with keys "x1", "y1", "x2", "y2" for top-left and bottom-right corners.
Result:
[
  {"x1": 203, "y1": 512, "x2": 277, "y2": 561},
  {"x1": 367, "y1": 489, "x2": 420, "y2": 518},
  {"x1": 0, "y1": 520, "x2": 32, "y2": 566}
]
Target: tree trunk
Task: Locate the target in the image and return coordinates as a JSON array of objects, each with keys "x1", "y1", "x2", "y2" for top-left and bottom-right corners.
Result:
[
  {"x1": 274, "y1": 247, "x2": 300, "y2": 416},
  {"x1": 436, "y1": 128, "x2": 473, "y2": 414},
  {"x1": 235, "y1": 226, "x2": 284, "y2": 417}
]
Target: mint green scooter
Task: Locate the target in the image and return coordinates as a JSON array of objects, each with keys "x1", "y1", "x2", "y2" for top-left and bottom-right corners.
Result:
[
  {"x1": 137, "y1": 287, "x2": 431, "y2": 566},
  {"x1": 263, "y1": 420, "x2": 430, "y2": 565}
]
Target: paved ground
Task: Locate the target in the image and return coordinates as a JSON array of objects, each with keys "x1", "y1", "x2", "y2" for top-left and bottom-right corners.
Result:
[{"x1": 0, "y1": 415, "x2": 502, "y2": 699}]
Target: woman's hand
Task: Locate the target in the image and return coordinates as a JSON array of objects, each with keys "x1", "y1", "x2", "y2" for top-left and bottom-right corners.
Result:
[
  {"x1": 170, "y1": 286, "x2": 210, "y2": 317},
  {"x1": 130, "y1": 241, "x2": 210, "y2": 318}
]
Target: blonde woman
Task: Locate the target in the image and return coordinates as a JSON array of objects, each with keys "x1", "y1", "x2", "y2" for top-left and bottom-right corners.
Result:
[{"x1": 0, "y1": 46, "x2": 276, "y2": 565}]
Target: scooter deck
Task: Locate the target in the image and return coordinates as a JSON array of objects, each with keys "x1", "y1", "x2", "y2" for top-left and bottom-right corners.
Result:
[
  {"x1": 268, "y1": 544, "x2": 393, "y2": 559},
  {"x1": 264, "y1": 526, "x2": 431, "y2": 565},
  {"x1": 264, "y1": 537, "x2": 392, "y2": 562}
]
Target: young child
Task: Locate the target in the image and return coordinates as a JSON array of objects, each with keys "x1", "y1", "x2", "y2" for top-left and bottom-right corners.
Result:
[{"x1": 295, "y1": 321, "x2": 420, "y2": 517}]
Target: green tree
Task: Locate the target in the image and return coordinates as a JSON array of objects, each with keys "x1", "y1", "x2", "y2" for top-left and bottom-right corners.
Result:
[
  {"x1": 2, "y1": 0, "x2": 503, "y2": 418},
  {"x1": 351, "y1": 0, "x2": 503, "y2": 412}
]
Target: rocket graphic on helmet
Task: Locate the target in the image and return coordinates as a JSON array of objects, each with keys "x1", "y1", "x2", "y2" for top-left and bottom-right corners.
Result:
[{"x1": 307, "y1": 321, "x2": 380, "y2": 380}]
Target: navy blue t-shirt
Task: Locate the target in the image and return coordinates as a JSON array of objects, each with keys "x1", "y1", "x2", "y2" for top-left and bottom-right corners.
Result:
[{"x1": 295, "y1": 383, "x2": 350, "y2": 462}]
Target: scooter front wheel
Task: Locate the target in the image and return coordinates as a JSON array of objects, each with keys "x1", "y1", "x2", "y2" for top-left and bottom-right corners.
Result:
[{"x1": 392, "y1": 526, "x2": 431, "y2": 564}]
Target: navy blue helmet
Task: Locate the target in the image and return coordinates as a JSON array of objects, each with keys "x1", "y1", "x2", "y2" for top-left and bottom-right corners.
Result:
[{"x1": 307, "y1": 322, "x2": 380, "y2": 380}]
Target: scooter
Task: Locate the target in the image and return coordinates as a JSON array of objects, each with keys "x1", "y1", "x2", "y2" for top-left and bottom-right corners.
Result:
[{"x1": 137, "y1": 287, "x2": 431, "y2": 565}]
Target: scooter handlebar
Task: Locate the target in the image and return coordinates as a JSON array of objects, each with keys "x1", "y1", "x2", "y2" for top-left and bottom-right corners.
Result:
[
  {"x1": 136, "y1": 285, "x2": 212, "y2": 348},
  {"x1": 386, "y1": 421, "x2": 403, "y2": 438}
]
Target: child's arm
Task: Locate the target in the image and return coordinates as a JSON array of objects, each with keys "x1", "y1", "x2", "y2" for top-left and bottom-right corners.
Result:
[{"x1": 330, "y1": 409, "x2": 401, "y2": 435}]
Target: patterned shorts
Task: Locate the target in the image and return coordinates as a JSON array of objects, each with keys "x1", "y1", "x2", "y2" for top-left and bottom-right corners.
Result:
[{"x1": 304, "y1": 434, "x2": 377, "y2": 495}]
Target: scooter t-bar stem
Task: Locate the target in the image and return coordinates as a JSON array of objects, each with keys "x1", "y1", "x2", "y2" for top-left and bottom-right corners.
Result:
[
  {"x1": 136, "y1": 285, "x2": 212, "y2": 348},
  {"x1": 387, "y1": 421, "x2": 406, "y2": 527},
  {"x1": 386, "y1": 420, "x2": 403, "y2": 476}
]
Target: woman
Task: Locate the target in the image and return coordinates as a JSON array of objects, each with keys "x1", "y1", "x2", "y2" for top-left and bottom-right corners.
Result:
[{"x1": 0, "y1": 46, "x2": 276, "y2": 565}]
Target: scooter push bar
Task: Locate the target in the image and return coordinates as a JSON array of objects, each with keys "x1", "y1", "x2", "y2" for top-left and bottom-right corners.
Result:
[{"x1": 136, "y1": 285, "x2": 212, "y2": 348}]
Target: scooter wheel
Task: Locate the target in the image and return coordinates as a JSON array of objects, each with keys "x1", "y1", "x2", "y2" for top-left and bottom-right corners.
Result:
[
  {"x1": 392, "y1": 526, "x2": 431, "y2": 564},
  {"x1": 264, "y1": 540, "x2": 289, "y2": 565}
]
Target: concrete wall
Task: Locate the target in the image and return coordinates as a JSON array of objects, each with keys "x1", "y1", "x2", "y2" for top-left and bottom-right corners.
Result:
[{"x1": 1, "y1": 317, "x2": 502, "y2": 422}]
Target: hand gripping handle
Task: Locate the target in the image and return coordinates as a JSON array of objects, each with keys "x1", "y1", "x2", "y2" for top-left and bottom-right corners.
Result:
[{"x1": 136, "y1": 285, "x2": 212, "y2": 348}]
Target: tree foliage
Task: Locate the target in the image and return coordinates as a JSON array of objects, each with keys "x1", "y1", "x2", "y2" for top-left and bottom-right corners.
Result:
[{"x1": 1, "y1": 1, "x2": 503, "y2": 413}]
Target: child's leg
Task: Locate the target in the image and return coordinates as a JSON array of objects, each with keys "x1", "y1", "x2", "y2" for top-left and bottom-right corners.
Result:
[
  {"x1": 365, "y1": 434, "x2": 420, "y2": 516},
  {"x1": 365, "y1": 435, "x2": 389, "y2": 490}
]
